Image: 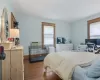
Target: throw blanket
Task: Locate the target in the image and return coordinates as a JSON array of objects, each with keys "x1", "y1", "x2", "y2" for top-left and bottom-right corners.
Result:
[{"x1": 44, "y1": 51, "x2": 99, "y2": 80}]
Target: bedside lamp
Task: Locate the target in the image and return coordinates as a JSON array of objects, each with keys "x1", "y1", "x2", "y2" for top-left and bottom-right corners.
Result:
[{"x1": 10, "y1": 29, "x2": 19, "y2": 45}]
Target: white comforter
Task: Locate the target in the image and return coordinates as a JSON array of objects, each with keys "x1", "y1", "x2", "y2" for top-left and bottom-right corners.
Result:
[{"x1": 44, "y1": 51, "x2": 99, "y2": 80}]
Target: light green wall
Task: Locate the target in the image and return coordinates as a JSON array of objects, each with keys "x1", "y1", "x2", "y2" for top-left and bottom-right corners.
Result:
[
  {"x1": 14, "y1": 13, "x2": 71, "y2": 55},
  {"x1": 14, "y1": 11, "x2": 100, "y2": 54},
  {"x1": 70, "y1": 13, "x2": 100, "y2": 49}
]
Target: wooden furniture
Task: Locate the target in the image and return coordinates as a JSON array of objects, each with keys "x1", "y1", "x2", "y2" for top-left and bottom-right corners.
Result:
[
  {"x1": 2, "y1": 46, "x2": 24, "y2": 80},
  {"x1": 2, "y1": 49, "x2": 10, "y2": 80},
  {"x1": 0, "y1": 42, "x2": 14, "y2": 49},
  {"x1": 56, "y1": 44, "x2": 73, "y2": 52}
]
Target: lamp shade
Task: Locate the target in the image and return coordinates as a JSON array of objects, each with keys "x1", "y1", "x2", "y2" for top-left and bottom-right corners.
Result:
[{"x1": 10, "y1": 29, "x2": 19, "y2": 38}]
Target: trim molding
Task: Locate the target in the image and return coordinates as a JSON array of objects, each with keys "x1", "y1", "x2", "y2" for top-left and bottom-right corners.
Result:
[{"x1": 24, "y1": 55, "x2": 29, "y2": 60}]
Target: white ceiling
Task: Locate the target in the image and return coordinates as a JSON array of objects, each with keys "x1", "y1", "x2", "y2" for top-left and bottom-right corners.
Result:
[{"x1": 12, "y1": 0, "x2": 100, "y2": 22}]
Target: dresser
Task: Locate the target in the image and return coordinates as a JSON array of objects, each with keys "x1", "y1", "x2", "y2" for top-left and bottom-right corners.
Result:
[
  {"x1": 2, "y1": 46, "x2": 24, "y2": 80},
  {"x1": 77, "y1": 45, "x2": 87, "y2": 52},
  {"x1": 56, "y1": 44, "x2": 73, "y2": 52}
]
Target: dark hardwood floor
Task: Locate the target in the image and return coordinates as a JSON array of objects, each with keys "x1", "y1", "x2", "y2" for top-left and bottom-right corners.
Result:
[{"x1": 24, "y1": 60, "x2": 61, "y2": 80}]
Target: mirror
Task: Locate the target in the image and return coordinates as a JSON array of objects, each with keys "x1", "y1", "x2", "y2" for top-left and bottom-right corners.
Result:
[{"x1": 1, "y1": 8, "x2": 9, "y2": 42}]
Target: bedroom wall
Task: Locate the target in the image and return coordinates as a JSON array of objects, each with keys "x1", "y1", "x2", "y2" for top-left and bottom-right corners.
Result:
[
  {"x1": 14, "y1": 13, "x2": 71, "y2": 55},
  {"x1": 70, "y1": 12, "x2": 100, "y2": 49}
]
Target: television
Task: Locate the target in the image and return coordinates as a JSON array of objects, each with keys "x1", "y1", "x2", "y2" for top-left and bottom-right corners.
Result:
[
  {"x1": 85, "y1": 39, "x2": 100, "y2": 45},
  {"x1": 85, "y1": 39, "x2": 97, "y2": 45},
  {"x1": 96, "y1": 39, "x2": 100, "y2": 45}
]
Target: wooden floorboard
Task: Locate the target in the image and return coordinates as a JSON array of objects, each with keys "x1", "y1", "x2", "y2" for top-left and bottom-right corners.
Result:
[{"x1": 24, "y1": 60, "x2": 62, "y2": 80}]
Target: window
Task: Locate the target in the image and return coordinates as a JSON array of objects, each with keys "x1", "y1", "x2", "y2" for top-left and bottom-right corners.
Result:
[
  {"x1": 90, "y1": 22, "x2": 100, "y2": 38},
  {"x1": 42, "y1": 22, "x2": 55, "y2": 47},
  {"x1": 88, "y1": 18, "x2": 100, "y2": 39}
]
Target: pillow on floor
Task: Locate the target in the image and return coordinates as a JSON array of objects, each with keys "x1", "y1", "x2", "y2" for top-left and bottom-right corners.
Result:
[{"x1": 86, "y1": 58, "x2": 100, "y2": 78}]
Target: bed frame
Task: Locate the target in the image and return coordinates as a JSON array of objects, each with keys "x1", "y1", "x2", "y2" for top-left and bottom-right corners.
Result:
[{"x1": 43, "y1": 66, "x2": 63, "y2": 79}]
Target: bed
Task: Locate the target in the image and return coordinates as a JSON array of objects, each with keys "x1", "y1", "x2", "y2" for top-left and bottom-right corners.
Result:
[{"x1": 44, "y1": 51, "x2": 99, "y2": 80}]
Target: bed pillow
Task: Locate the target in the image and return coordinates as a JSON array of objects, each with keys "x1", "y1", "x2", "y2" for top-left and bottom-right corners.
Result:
[{"x1": 86, "y1": 58, "x2": 100, "y2": 78}]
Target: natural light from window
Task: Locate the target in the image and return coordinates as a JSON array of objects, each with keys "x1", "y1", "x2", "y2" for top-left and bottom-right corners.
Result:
[
  {"x1": 90, "y1": 22, "x2": 100, "y2": 39},
  {"x1": 44, "y1": 26, "x2": 54, "y2": 45}
]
